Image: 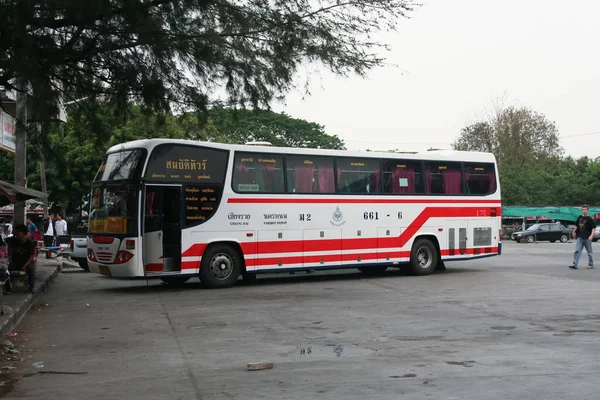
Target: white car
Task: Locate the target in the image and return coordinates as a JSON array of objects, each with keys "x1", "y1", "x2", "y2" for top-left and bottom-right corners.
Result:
[{"x1": 70, "y1": 236, "x2": 89, "y2": 270}]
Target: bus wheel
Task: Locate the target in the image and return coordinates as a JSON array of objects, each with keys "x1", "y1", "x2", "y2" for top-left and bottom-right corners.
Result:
[
  {"x1": 357, "y1": 266, "x2": 388, "y2": 275},
  {"x1": 409, "y1": 238, "x2": 438, "y2": 276},
  {"x1": 161, "y1": 277, "x2": 190, "y2": 286},
  {"x1": 200, "y1": 245, "x2": 241, "y2": 289}
]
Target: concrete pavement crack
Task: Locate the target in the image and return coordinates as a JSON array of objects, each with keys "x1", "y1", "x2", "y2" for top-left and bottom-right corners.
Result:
[{"x1": 160, "y1": 296, "x2": 204, "y2": 400}]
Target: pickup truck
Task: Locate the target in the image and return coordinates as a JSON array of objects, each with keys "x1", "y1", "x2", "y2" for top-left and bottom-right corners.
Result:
[{"x1": 70, "y1": 235, "x2": 89, "y2": 270}]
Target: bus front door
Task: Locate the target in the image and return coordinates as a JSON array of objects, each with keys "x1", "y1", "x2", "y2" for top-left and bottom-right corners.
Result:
[{"x1": 143, "y1": 185, "x2": 182, "y2": 274}]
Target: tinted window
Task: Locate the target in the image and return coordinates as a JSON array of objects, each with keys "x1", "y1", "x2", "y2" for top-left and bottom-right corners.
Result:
[
  {"x1": 425, "y1": 162, "x2": 463, "y2": 194},
  {"x1": 464, "y1": 163, "x2": 496, "y2": 195},
  {"x1": 540, "y1": 225, "x2": 550, "y2": 231},
  {"x1": 382, "y1": 160, "x2": 423, "y2": 194},
  {"x1": 95, "y1": 150, "x2": 146, "y2": 181},
  {"x1": 184, "y1": 185, "x2": 223, "y2": 227},
  {"x1": 336, "y1": 158, "x2": 380, "y2": 194},
  {"x1": 550, "y1": 224, "x2": 561, "y2": 231},
  {"x1": 144, "y1": 144, "x2": 229, "y2": 184},
  {"x1": 285, "y1": 156, "x2": 335, "y2": 194},
  {"x1": 232, "y1": 153, "x2": 285, "y2": 193}
]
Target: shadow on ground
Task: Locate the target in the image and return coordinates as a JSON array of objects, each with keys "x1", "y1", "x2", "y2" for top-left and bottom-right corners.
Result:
[{"x1": 90, "y1": 266, "x2": 485, "y2": 295}]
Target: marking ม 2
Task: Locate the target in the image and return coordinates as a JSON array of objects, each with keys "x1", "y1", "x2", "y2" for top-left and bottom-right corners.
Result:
[{"x1": 299, "y1": 213, "x2": 312, "y2": 222}]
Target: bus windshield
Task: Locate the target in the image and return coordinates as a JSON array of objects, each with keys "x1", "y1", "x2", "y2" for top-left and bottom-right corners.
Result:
[
  {"x1": 89, "y1": 183, "x2": 139, "y2": 235},
  {"x1": 94, "y1": 149, "x2": 146, "y2": 182},
  {"x1": 89, "y1": 149, "x2": 146, "y2": 235}
]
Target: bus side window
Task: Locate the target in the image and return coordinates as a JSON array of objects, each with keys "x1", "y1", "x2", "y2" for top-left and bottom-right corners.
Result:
[
  {"x1": 425, "y1": 162, "x2": 463, "y2": 195},
  {"x1": 232, "y1": 153, "x2": 285, "y2": 193},
  {"x1": 464, "y1": 163, "x2": 496, "y2": 195},
  {"x1": 381, "y1": 160, "x2": 423, "y2": 194},
  {"x1": 335, "y1": 158, "x2": 380, "y2": 194},
  {"x1": 285, "y1": 156, "x2": 335, "y2": 194}
]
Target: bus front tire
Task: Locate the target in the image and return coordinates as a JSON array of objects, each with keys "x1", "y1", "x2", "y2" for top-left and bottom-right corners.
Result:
[
  {"x1": 409, "y1": 238, "x2": 438, "y2": 276},
  {"x1": 200, "y1": 245, "x2": 241, "y2": 289}
]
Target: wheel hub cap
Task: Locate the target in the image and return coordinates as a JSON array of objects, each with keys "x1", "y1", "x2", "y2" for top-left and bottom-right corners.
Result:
[
  {"x1": 417, "y1": 247, "x2": 432, "y2": 268},
  {"x1": 210, "y1": 254, "x2": 233, "y2": 280}
]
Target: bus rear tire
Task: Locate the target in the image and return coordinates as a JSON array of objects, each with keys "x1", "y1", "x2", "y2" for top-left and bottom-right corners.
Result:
[
  {"x1": 200, "y1": 244, "x2": 241, "y2": 289},
  {"x1": 358, "y1": 266, "x2": 388, "y2": 275},
  {"x1": 409, "y1": 238, "x2": 438, "y2": 276}
]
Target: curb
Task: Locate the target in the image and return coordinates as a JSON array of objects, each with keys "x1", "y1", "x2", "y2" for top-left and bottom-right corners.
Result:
[{"x1": 0, "y1": 262, "x2": 64, "y2": 339}]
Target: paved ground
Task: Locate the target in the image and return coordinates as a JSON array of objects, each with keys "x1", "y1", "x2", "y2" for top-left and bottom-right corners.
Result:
[
  {"x1": 1, "y1": 241, "x2": 599, "y2": 400},
  {"x1": 0, "y1": 257, "x2": 63, "y2": 339}
]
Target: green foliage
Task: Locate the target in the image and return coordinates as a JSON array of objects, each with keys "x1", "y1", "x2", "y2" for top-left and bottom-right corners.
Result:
[
  {"x1": 453, "y1": 105, "x2": 598, "y2": 206},
  {"x1": 453, "y1": 106, "x2": 563, "y2": 170},
  {"x1": 2, "y1": 104, "x2": 344, "y2": 212},
  {"x1": 0, "y1": 0, "x2": 416, "y2": 118},
  {"x1": 0, "y1": 152, "x2": 14, "y2": 182},
  {"x1": 201, "y1": 108, "x2": 346, "y2": 149}
]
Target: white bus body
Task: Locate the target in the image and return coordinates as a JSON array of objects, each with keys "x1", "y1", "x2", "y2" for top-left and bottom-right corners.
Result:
[{"x1": 87, "y1": 139, "x2": 502, "y2": 288}]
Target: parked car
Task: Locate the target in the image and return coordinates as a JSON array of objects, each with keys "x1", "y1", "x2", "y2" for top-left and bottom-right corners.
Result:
[
  {"x1": 594, "y1": 230, "x2": 600, "y2": 242},
  {"x1": 70, "y1": 235, "x2": 89, "y2": 270},
  {"x1": 512, "y1": 223, "x2": 573, "y2": 243}
]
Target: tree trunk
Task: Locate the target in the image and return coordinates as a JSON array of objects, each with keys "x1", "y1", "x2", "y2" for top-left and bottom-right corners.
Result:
[{"x1": 13, "y1": 78, "x2": 28, "y2": 225}]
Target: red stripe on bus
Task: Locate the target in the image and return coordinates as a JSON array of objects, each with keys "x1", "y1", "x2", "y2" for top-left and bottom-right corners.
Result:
[
  {"x1": 153, "y1": 246, "x2": 499, "y2": 271},
  {"x1": 253, "y1": 248, "x2": 498, "y2": 267},
  {"x1": 397, "y1": 207, "x2": 494, "y2": 248},
  {"x1": 181, "y1": 207, "x2": 501, "y2": 258},
  {"x1": 145, "y1": 261, "x2": 198, "y2": 272},
  {"x1": 228, "y1": 198, "x2": 501, "y2": 205},
  {"x1": 440, "y1": 247, "x2": 498, "y2": 256},
  {"x1": 182, "y1": 261, "x2": 199, "y2": 270},
  {"x1": 92, "y1": 237, "x2": 115, "y2": 244},
  {"x1": 145, "y1": 263, "x2": 162, "y2": 272}
]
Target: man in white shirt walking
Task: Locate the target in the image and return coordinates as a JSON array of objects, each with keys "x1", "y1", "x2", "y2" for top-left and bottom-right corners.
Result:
[
  {"x1": 55, "y1": 213, "x2": 69, "y2": 245},
  {"x1": 55, "y1": 213, "x2": 67, "y2": 236},
  {"x1": 43, "y1": 213, "x2": 56, "y2": 258}
]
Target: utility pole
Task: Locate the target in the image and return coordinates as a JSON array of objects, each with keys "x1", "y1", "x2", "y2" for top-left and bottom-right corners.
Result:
[
  {"x1": 37, "y1": 123, "x2": 49, "y2": 217},
  {"x1": 13, "y1": 79, "x2": 28, "y2": 225}
]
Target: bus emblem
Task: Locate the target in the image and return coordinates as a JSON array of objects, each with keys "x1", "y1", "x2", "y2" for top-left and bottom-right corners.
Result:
[{"x1": 331, "y1": 206, "x2": 345, "y2": 226}]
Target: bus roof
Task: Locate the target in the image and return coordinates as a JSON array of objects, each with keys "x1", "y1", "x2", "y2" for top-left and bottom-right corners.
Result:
[{"x1": 107, "y1": 139, "x2": 497, "y2": 163}]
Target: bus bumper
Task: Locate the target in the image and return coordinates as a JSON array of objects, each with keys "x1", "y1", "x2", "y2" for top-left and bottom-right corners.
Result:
[{"x1": 89, "y1": 260, "x2": 139, "y2": 277}]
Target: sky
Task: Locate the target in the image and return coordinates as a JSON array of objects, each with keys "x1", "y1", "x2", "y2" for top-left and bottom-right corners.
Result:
[{"x1": 271, "y1": 0, "x2": 600, "y2": 159}]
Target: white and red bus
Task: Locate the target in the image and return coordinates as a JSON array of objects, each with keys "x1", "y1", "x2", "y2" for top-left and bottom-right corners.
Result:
[{"x1": 87, "y1": 139, "x2": 502, "y2": 288}]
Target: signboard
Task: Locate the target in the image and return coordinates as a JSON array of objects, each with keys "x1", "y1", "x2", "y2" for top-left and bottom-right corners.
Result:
[
  {"x1": 184, "y1": 185, "x2": 222, "y2": 225},
  {"x1": 144, "y1": 144, "x2": 229, "y2": 184},
  {"x1": 0, "y1": 110, "x2": 16, "y2": 153}
]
